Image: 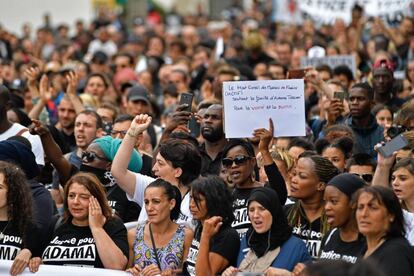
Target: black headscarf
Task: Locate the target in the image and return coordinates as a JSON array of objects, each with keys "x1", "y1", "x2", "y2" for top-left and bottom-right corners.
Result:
[
  {"x1": 246, "y1": 187, "x2": 292, "y2": 257},
  {"x1": 0, "y1": 140, "x2": 39, "y2": 179}
]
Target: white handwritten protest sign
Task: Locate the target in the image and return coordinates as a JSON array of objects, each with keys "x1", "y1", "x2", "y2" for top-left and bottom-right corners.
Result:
[
  {"x1": 223, "y1": 80, "x2": 305, "y2": 138},
  {"x1": 359, "y1": 0, "x2": 412, "y2": 16},
  {"x1": 300, "y1": 55, "x2": 356, "y2": 77},
  {"x1": 298, "y1": 0, "x2": 355, "y2": 24}
]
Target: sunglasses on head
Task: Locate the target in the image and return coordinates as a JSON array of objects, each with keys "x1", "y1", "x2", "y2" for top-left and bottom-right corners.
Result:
[
  {"x1": 222, "y1": 155, "x2": 251, "y2": 168},
  {"x1": 81, "y1": 151, "x2": 108, "y2": 163},
  {"x1": 352, "y1": 173, "x2": 373, "y2": 183}
]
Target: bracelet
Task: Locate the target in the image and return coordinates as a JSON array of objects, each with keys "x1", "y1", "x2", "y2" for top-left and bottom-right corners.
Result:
[{"x1": 127, "y1": 128, "x2": 141, "y2": 138}]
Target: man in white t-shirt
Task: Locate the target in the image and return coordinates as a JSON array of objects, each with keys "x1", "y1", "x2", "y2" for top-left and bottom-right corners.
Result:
[{"x1": 0, "y1": 85, "x2": 44, "y2": 165}]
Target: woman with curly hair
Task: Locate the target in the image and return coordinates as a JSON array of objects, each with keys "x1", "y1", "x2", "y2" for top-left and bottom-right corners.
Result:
[
  {"x1": 184, "y1": 176, "x2": 240, "y2": 276},
  {"x1": 0, "y1": 160, "x2": 42, "y2": 276}
]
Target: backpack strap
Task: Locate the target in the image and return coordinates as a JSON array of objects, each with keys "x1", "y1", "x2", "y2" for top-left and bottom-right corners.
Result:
[
  {"x1": 53, "y1": 215, "x2": 64, "y2": 234},
  {"x1": 16, "y1": 128, "x2": 28, "y2": 136}
]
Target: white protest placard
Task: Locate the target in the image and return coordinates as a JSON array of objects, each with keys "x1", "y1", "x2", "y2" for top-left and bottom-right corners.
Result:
[
  {"x1": 223, "y1": 79, "x2": 306, "y2": 138},
  {"x1": 298, "y1": 0, "x2": 355, "y2": 24},
  {"x1": 359, "y1": 0, "x2": 412, "y2": 16},
  {"x1": 300, "y1": 55, "x2": 357, "y2": 77}
]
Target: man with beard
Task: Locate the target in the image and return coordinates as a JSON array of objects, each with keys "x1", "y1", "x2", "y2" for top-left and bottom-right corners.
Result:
[{"x1": 199, "y1": 104, "x2": 227, "y2": 175}]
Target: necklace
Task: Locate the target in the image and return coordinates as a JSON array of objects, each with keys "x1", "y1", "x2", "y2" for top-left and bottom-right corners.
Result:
[
  {"x1": 0, "y1": 221, "x2": 10, "y2": 241},
  {"x1": 364, "y1": 238, "x2": 385, "y2": 258}
]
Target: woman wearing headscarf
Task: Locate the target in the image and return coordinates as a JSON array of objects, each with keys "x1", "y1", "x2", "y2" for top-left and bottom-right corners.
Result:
[
  {"x1": 320, "y1": 173, "x2": 366, "y2": 263},
  {"x1": 222, "y1": 187, "x2": 311, "y2": 276}
]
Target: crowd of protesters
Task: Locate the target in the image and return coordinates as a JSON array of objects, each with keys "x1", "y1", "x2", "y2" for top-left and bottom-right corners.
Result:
[{"x1": 1, "y1": 1, "x2": 414, "y2": 275}]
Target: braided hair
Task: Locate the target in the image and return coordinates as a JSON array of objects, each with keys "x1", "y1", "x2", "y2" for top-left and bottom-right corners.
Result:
[{"x1": 287, "y1": 155, "x2": 340, "y2": 237}]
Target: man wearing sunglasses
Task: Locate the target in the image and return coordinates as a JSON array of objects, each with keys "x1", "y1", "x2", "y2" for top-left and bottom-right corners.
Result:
[{"x1": 346, "y1": 153, "x2": 376, "y2": 185}]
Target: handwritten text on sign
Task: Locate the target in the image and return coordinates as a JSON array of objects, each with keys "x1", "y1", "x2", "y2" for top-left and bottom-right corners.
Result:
[{"x1": 223, "y1": 79, "x2": 306, "y2": 138}]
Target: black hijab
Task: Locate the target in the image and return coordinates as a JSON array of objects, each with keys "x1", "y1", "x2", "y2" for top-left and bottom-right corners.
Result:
[{"x1": 246, "y1": 187, "x2": 292, "y2": 257}]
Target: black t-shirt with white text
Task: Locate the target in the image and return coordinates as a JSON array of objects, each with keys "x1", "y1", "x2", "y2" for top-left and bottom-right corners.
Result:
[
  {"x1": 285, "y1": 204, "x2": 325, "y2": 259},
  {"x1": 319, "y1": 228, "x2": 365, "y2": 264},
  {"x1": 0, "y1": 221, "x2": 43, "y2": 260},
  {"x1": 185, "y1": 224, "x2": 240, "y2": 276},
  {"x1": 231, "y1": 188, "x2": 255, "y2": 239},
  {"x1": 42, "y1": 218, "x2": 128, "y2": 268}
]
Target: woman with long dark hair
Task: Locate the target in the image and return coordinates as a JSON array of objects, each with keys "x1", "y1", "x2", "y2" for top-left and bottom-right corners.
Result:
[
  {"x1": 0, "y1": 161, "x2": 42, "y2": 276},
  {"x1": 354, "y1": 186, "x2": 414, "y2": 276},
  {"x1": 184, "y1": 176, "x2": 240, "y2": 276}
]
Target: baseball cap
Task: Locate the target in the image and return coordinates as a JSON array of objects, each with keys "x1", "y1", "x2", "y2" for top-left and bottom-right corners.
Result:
[
  {"x1": 373, "y1": 58, "x2": 395, "y2": 72},
  {"x1": 127, "y1": 85, "x2": 150, "y2": 105}
]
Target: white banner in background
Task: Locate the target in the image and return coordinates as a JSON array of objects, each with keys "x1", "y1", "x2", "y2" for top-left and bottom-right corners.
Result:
[
  {"x1": 359, "y1": 0, "x2": 412, "y2": 16},
  {"x1": 301, "y1": 55, "x2": 357, "y2": 77},
  {"x1": 0, "y1": 260, "x2": 129, "y2": 275},
  {"x1": 298, "y1": 0, "x2": 356, "y2": 24}
]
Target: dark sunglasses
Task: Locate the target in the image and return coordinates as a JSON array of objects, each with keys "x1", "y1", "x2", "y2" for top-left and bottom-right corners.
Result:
[
  {"x1": 222, "y1": 155, "x2": 251, "y2": 168},
  {"x1": 81, "y1": 151, "x2": 108, "y2": 163},
  {"x1": 352, "y1": 173, "x2": 373, "y2": 183}
]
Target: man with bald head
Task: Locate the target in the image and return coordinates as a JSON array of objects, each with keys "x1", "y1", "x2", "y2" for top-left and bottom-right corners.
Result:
[
  {"x1": 0, "y1": 85, "x2": 45, "y2": 165},
  {"x1": 199, "y1": 104, "x2": 227, "y2": 175}
]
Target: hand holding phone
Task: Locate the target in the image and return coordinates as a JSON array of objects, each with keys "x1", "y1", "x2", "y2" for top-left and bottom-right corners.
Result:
[
  {"x1": 333, "y1": 91, "x2": 345, "y2": 102},
  {"x1": 179, "y1": 93, "x2": 193, "y2": 112},
  {"x1": 377, "y1": 134, "x2": 409, "y2": 158},
  {"x1": 287, "y1": 69, "x2": 306, "y2": 79}
]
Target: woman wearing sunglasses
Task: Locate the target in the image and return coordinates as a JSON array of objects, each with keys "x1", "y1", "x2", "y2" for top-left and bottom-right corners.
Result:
[
  {"x1": 287, "y1": 154, "x2": 339, "y2": 259},
  {"x1": 29, "y1": 172, "x2": 129, "y2": 271},
  {"x1": 111, "y1": 114, "x2": 202, "y2": 229},
  {"x1": 30, "y1": 120, "x2": 143, "y2": 223},
  {"x1": 185, "y1": 176, "x2": 240, "y2": 276},
  {"x1": 222, "y1": 187, "x2": 310, "y2": 276},
  {"x1": 320, "y1": 173, "x2": 366, "y2": 263},
  {"x1": 222, "y1": 119, "x2": 287, "y2": 239}
]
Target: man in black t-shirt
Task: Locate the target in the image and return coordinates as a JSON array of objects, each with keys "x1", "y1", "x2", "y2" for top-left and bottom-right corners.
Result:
[{"x1": 199, "y1": 104, "x2": 227, "y2": 176}]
